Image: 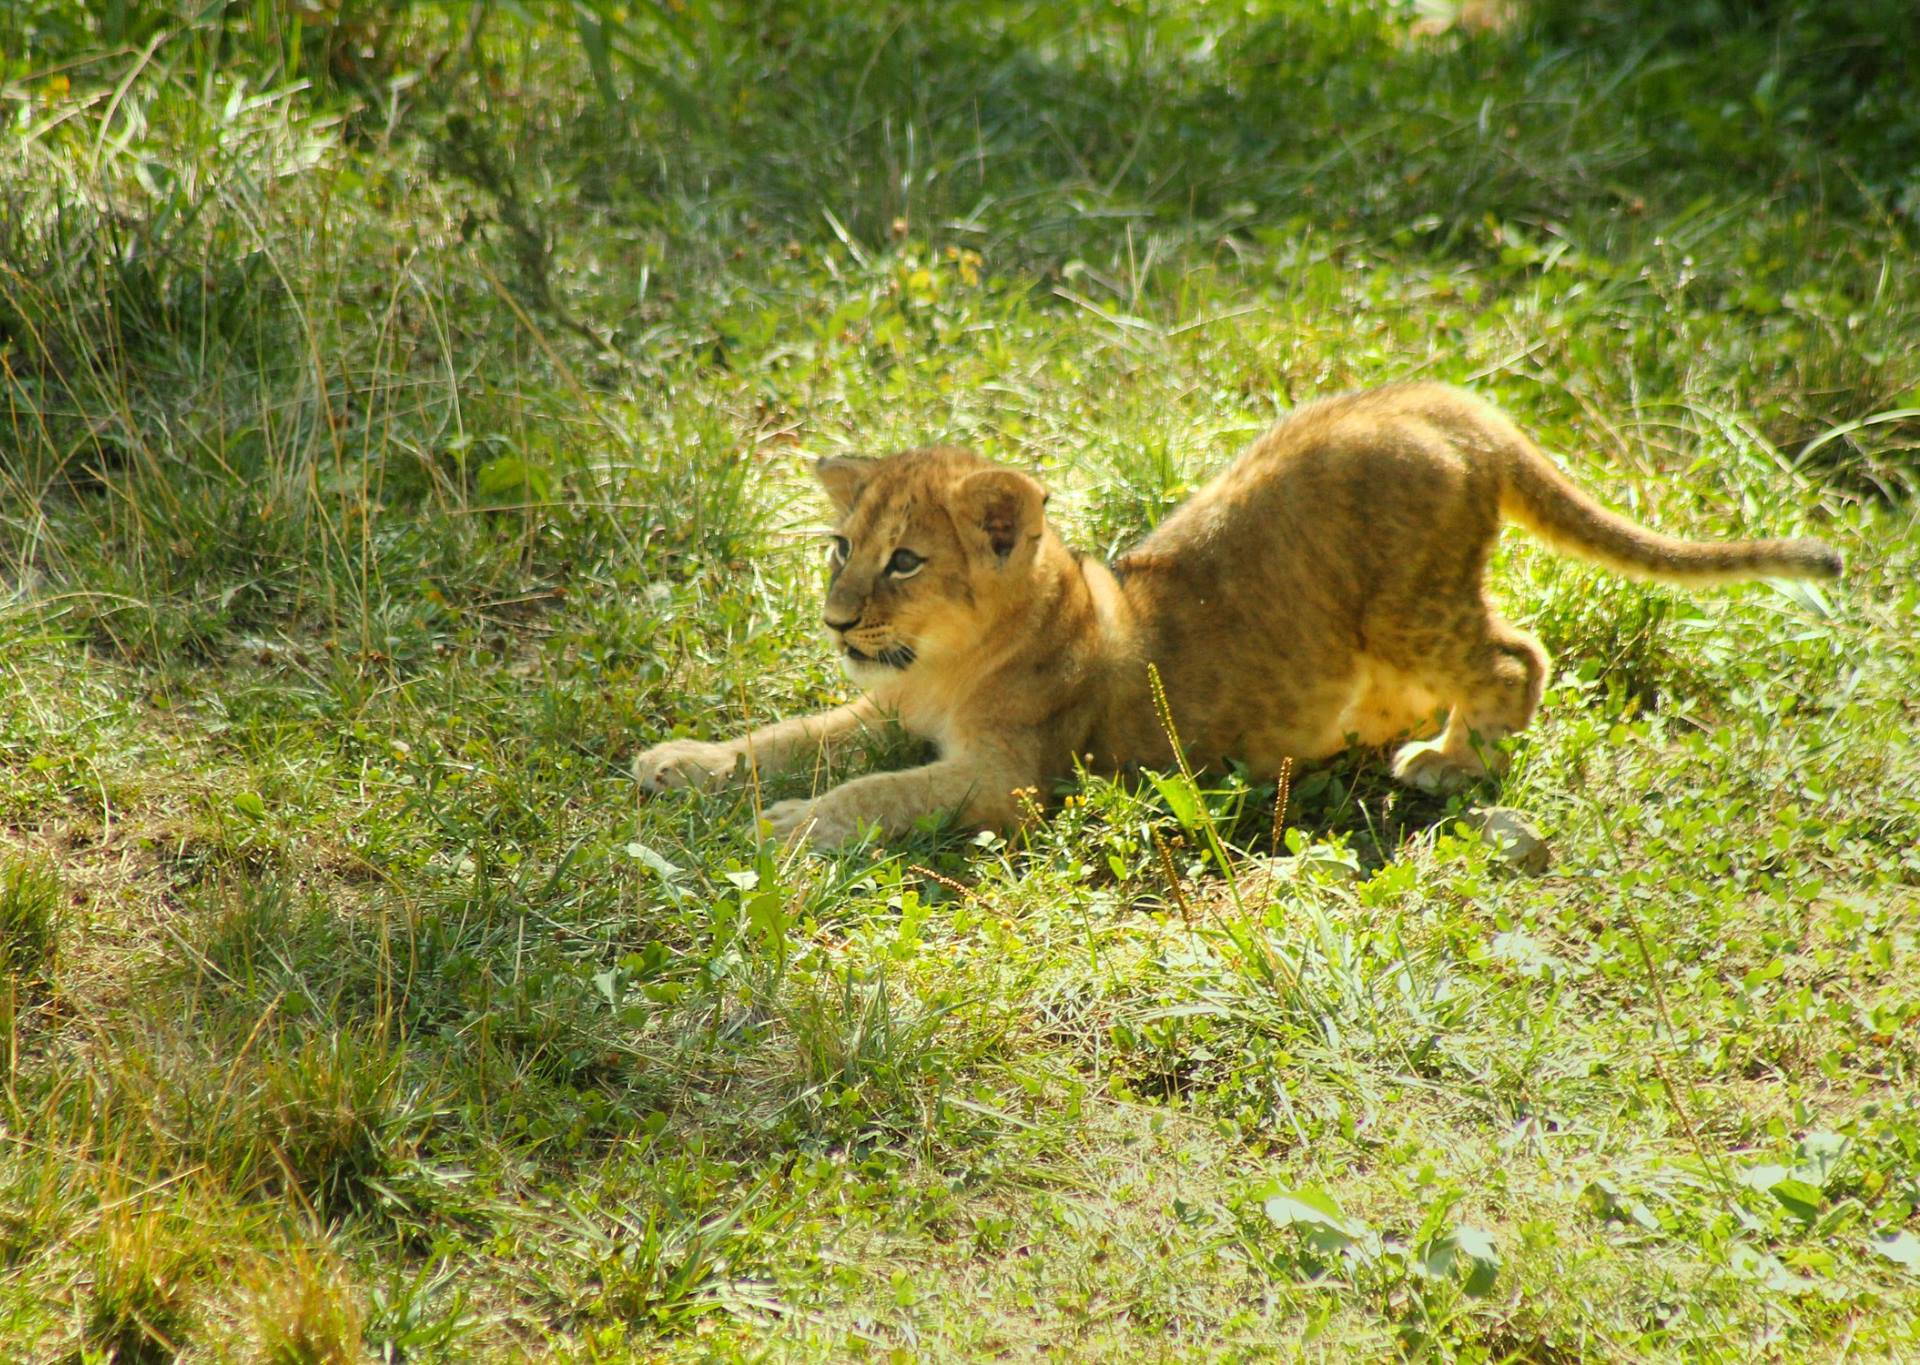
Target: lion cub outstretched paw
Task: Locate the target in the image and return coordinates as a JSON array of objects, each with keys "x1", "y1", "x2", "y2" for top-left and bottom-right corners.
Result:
[
  {"x1": 633, "y1": 739, "x2": 743, "y2": 795},
  {"x1": 1391, "y1": 739, "x2": 1486, "y2": 793}
]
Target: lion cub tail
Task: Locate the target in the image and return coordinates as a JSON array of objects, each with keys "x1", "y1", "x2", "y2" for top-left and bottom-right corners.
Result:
[{"x1": 1496, "y1": 430, "x2": 1842, "y2": 587}]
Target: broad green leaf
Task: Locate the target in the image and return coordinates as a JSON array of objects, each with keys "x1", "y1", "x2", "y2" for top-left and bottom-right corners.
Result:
[
  {"x1": 1413, "y1": 1191, "x2": 1462, "y2": 1249},
  {"x1": 626, "y1": 841, "x2": 688, "y2": 904},
  {"x1": 1793, "y1": 1130, "x2": 1847, "y2": 1187},
  {"x1": 1768, "y1": 1176, "x2": 1825, "y2": 1222},
  {"x1": 1263, "y1": 1186, "x2": 1365, "y2": 1255},
  {"x1": 625, "y1": 841, "x2": 683, "y2": 878},
  {"x1": 1262, "y1": 1186, "x2": 1350, "y2": 1229},
  {"x1": 477, "y1": 454, "x2": 553, "y2": 502},
  {"x1": 1422, "y1": 1224, "x2": 1501, "y2": 1297},
  {"x1": 1451, "y1": 1225, "x2": 1501, "y2": 1298},
  {"x1": 1729, "y1": 1242, "x2": 1818, "y2": 1294},
  {"x1": 1872, "y1": 1230, "x2": 1920, "y2": 1273},
  {"x1": 1582, "y1": 1178, "x2": 1659, "y2": 1230},
  {"x1": 744, "y1": 890, "x2": 787, "y2": 940},
  {"x1": 1147, "y1": 772, "x2": 1201, "y2": 831},
  {"x1": 575, "y1": 7, "x2": 620, "y2": 115}
]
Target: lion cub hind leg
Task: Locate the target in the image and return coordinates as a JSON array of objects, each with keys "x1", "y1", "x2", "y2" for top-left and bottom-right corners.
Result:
[
  {"x1": 1339, "y1": 659, "x2": 1448, "y2": 748},
  {"x1": 1388, "y1": 616, "x2": 1548, "y2": 793}
]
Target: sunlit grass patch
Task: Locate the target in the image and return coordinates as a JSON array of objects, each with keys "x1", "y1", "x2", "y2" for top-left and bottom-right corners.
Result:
[
  {"x1": 238, "y1": 1239, "x2": 367, "y2": 1365},
  {"x1": 0, "y1": 0, "x2": 1916, "y2": 1357},
  {"x1": 83, "y1": 1202, "x2": 203, "y2": 1365},
  {"x1": 0, "y1": 858, "x2": 59, "y2": 984}
]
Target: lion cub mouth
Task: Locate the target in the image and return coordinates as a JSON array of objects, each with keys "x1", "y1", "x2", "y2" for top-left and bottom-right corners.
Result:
[{"x1": 844, "y1": 643, "x2": 917, "y2": 670}]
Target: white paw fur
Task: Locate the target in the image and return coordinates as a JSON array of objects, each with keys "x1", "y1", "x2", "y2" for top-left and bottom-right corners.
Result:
[
  {"x1": 763, "y1": 796, "x2": 864, "y2": 848},
  {"x1": 633, "y1": 738, "x2": 743, "y2": 795},
  {"x1": 1390, "y1": 739, "x2": 1476, "y2": 793}
]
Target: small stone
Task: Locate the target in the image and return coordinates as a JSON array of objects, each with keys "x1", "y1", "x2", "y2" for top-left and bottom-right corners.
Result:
[{"x1": 1462, "y1": 806, "x2": 1550, "y2": 875}]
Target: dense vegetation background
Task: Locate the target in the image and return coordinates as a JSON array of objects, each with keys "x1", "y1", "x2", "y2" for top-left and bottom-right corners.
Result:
[{"x1": 1, "y1": 1, "x2": 1916, "y2": 1358}]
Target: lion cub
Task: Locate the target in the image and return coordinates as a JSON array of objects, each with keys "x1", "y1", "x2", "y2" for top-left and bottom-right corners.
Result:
[{"x1": 635, "y1": 384, "x2": 1839, "y2": 846}]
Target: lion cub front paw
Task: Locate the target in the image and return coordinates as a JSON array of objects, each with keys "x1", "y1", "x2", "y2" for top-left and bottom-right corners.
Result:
[
  {"x1": 633, "y1": 738, "x2": 744, "y2": 795},
  {"x1": 1391, "y1": 739, "x2": 1489, "y2": 793},
  {"x1": 763, "y1": 796, "x2": 866, "y2": 849}
]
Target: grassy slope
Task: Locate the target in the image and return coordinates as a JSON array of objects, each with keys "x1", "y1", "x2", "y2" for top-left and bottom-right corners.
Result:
[{"x1": 1, "y1": 1, "x2": 1917, "y2": 1359}]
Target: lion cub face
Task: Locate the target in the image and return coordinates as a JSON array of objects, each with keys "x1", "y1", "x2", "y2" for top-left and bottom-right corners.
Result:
[{"x1": 813, "y1": 446, "x2": 1049, "y2": 689}]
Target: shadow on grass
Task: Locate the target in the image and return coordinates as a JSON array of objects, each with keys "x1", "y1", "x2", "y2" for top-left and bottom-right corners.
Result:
[
  {"x1": 508, "y1": 0, "x2": 1919, "y2": 486},
  {"x1": 568, "y1": 0, "x2": 1917, "y2": 253}
]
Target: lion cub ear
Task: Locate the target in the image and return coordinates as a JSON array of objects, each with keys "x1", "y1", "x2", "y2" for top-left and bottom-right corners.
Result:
[
  {"x1": 814, "y1": 456, "x2": 876, "y2": 515},
  {"x1": 954, "y1": 467, "x2": 1048, "y2": 564}
]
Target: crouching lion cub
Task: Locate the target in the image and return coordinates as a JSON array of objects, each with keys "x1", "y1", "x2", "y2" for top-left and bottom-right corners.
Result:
[{"x1": 635, "y1": 383, "x2": 1840, "y2": 846}]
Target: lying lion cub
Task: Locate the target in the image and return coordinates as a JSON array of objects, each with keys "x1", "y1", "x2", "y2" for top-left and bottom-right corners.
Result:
[{"x1": 635, "y1": 383, "x2": 1839, "y2": 846}]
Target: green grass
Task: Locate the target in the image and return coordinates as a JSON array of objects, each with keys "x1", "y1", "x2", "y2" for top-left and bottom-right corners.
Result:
[{"x1": 2, "y1": 0, "x2": 1917, "y2": 1358}]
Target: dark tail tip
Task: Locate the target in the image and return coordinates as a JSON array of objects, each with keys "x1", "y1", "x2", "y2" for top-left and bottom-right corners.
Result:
[{"x1": 1803, "y1": 539, "x2": 1843, "y2": 579}]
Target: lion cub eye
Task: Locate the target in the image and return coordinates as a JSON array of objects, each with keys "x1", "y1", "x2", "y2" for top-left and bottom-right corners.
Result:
[
  {"x1": 826, "y1": 535, "x2": 850, "y2": 567},
  {"x1": 886, "y1": 548, "x2": 925, "y2": 579}
]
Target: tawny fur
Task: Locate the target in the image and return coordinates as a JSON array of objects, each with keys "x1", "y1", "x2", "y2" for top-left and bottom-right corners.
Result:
[{"x1": 634, "y1": 383, "x2": 1841, "y2": 846}]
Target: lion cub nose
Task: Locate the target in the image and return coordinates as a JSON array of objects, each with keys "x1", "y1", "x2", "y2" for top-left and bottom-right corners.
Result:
[{"x1": 823, "y1": 611, "x2": 859, "y2": 632}]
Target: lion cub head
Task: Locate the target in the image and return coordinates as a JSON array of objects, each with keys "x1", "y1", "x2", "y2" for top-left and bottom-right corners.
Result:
[{"x1": 813, "y1": 446, "x2": 1050, "y2": 688}]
